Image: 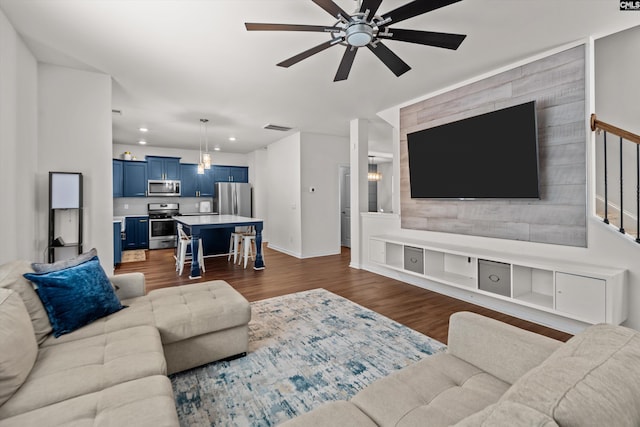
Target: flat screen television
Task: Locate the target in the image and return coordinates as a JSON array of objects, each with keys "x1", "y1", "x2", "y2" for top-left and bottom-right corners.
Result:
[{"x1": 407, "y1": 101, "x2": 540, "y2": 199}]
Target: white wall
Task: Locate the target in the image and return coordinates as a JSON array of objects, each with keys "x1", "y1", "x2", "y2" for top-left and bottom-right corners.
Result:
[
  {"x1": 247, "y1": 148, "x2": 269, "y2": 241},
  {"x1": 262, "y1": 131, "x2": 348, "y2": 258},
  {"x1": 349, "y1": 119, "x2": 370, "y2": 268},
  {"x1": 595, "y1": 26, "x2": 640, "y2": 136},
  {"x1": 38, "y1": 64, "x2": 114, "y2": 271},
  {"x1": 0, "y1": 9, "x2": 39, "y2": 263},
  {"x1": 300, "y1": 133, "x2": 349, "y2": 258},
  {"x1": 1, "y1": 10, "x2": 113, "y2": 270},
  {"x1": 266, "y1": 133, "x2": 302, "y2": 256},
  {"x1": 591, "y1": 25, "x2": 640, "y2": 331}
]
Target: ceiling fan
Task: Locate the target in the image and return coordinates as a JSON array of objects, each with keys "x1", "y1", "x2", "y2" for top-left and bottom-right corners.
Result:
[{"x1": 245, "y1": 0, "x2": 466, "y2": 82}]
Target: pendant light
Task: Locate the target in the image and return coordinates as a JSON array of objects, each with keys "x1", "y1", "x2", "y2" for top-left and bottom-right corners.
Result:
[
  {"x1": 197, "y1": 119, "x2": 205, "y2": 175},
  {"x1": 201, "y1": 118, "x2": 211, "y2": 169},
  {"x1": 368, "y1": 156, "x2": 382, "y2": 181}
]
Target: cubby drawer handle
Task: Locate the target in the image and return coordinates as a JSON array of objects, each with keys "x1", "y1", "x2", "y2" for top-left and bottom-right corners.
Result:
[
  {"x1": 410, "y1": 257, "x2": 418, "y2": 263},
  {"x1": 489, "y1": 274, "x2": 500, "y2": 282}
]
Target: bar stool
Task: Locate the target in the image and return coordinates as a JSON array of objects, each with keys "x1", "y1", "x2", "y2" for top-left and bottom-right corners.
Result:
[
  {"x1": 228, "y1": 232, "x2": 243, "y2": 264},
  {"x1": 175, "y1": 224, "x2": 205, "y2": 276},
  {"x1": 228, "y1": 226, "x2": 253, "y2": 264},
  {"x1": 238, "y1": 230, "x2": 260, "y2": 269}
]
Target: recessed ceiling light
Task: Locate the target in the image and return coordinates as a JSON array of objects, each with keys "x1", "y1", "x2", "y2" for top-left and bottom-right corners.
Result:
[
  {"x1": 138, "y1": 140, "x2": 147, "y2": 145},
  {"x1": 229, "y1": 137, "x2": 236, "y2": 142},
  {"x1": 214, "y1": 146, "x2": 221, "y2": 151},
  {"x1": 139, "y1": 127, "x2": 149, "y2": 132}
]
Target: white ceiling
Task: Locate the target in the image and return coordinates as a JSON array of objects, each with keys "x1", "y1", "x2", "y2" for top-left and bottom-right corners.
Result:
[{"x1": 1, "y1": 0, "x2": 638, "y2": 154}]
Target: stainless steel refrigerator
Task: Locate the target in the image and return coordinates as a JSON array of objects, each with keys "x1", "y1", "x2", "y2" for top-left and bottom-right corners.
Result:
[{"x1": 216, "y1": 182, "x2": 252, "y2": 217}]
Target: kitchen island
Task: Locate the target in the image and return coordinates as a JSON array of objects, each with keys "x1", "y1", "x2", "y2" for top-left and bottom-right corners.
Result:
[{"x1": 173, "y1": 214, "x2": 265, "y2": 277}]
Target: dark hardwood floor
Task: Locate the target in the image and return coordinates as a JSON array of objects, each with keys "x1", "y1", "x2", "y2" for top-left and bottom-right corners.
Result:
[{"x1": 115, "y1": 246, "x2": 572, "y2": 344}]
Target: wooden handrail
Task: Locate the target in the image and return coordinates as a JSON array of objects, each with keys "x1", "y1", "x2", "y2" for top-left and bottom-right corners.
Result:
[{"x1": 590, "y1": 113, "x2": 640, "y2": 145}]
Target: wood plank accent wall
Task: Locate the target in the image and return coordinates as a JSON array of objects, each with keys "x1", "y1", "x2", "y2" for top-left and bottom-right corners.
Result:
[{"x1": 400, "y1": 45, "x2": 587, "y2": 247}]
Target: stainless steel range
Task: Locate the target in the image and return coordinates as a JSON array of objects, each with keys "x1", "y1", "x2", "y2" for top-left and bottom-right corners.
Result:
[{"x1": 148, "y1": 203, "x2": 179, "y2": 249}]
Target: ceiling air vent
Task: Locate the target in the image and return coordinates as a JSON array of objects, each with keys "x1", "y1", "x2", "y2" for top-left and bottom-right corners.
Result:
[{"x1": 263, "y1": 124, "x2": 292, "y2": 132}]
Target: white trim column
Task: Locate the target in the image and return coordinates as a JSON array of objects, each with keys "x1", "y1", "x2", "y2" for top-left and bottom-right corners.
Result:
[{"x1": 349, "y1": 118, "x2": 368, "y2": 269}]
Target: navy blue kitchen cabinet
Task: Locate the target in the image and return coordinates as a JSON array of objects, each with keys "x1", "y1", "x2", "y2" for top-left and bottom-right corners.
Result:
[
  {"x1": 180, "y1": 163, "x2": 198, "y2": 197},
  {"x1": 113, "y1": 159, "x2": 124, "y2": 198},
  {"x1": 198, "y1": 168, "x2": 216, "y2": 197},
  {"x1": 124, "y1": 216, "x2": 149, "y2": 249},
  {"x1": 146, "y1": 156, "x2": 180, "y2": 180},
  {"x1": 212, "y1": 165, "x2": 248, "y2": 183},
  {"x1": 123, "y1": 161, "x2": 148, "y2": 197},
  {"x1": 181, "y1": 163, "x2": 215, "y2": 197}
]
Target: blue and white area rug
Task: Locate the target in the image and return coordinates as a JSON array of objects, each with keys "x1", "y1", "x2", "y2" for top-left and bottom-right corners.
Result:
[{"x1": 170, "y1": 288, "x2": 446, "y2": 426}]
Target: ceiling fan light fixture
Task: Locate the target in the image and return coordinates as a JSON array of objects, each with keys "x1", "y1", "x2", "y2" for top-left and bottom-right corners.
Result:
[
  {"x1": 245, "y1": 0, "x2": 466, "y2": 81},
  {"x1": 345, "y1": 23, "x2": 373, "y2": 47}
]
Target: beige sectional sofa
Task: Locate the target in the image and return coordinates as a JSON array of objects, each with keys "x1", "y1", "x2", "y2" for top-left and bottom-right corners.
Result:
[
  {"x1": 280, "y1": 311, "x2": 640, "y2": 427},
  {"x1": 0, "y1": 260, "x2": 251, "y2": 427}
]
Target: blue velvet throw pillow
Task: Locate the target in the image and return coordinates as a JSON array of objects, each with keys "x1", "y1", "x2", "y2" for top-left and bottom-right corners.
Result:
[{"x1": 24, "y1": 257, "x2": 124, "y2": 337}]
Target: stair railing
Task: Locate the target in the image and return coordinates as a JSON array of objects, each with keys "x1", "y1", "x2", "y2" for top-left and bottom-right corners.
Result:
[{"x1": 590, "y1": 113, "x2": 640, "y2": 243}]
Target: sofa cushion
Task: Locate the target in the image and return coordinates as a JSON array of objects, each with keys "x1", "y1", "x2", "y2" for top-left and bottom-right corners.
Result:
[
  {"x1": 24, "y1": 257, "x2": 124, "y2": 337},
  {"x1": 350, "y1": 353, "x2": 510, "y2": 427},
  {"x1": 0, "y1": 289, "x2": 38, "y2": 407},
  {"x1": 144, "y1": 281, "x2": 251, "y2": 344},
  {"x1": 497, "y1": 323, "x2": 640, "y2": 426},
  {"x1": 0, "y1": 375, "x2": 179, "y2": 427},
  {"x1": 31, "y1": 248, "x2": 98, "y2": 274},
  {"x1": 0, "y1": 260, "x2": 52, "y2": 343},
  {"x1": 39, "y1": 296, "x2": 155, "y2": 347},
  {"x1": 453, "y1": 402, "x2": 559, "y2": 427},
  {"x1": 0, "y1": 325, "x2": 166, "y2": 419},
  {"x1": 447, "y1": 311, "x2": 562, "y2": 385},
  {"x1": 278, "y1": 401, "x2": 378, "y2": 427}
]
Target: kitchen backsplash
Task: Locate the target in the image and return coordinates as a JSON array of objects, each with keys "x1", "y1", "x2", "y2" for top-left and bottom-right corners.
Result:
[{"x1": 113, "y1": 197, "x2": 214, "y2": 216}]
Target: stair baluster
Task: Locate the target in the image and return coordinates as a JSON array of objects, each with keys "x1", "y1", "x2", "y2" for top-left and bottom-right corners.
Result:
[
  {"x1": 637, "y1": 143, "x2": 640, "y2": 243},
  {"x1": 619, "y1": 136, "x2": 625, "y2": 234},
  {"x1": 603, "y1": 131, "x2": 609, "y2": 224}
]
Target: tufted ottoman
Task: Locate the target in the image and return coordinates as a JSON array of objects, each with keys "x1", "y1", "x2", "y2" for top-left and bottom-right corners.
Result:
[{"x1": 120, "y1": 279, "x2": 252, "y2": 374}]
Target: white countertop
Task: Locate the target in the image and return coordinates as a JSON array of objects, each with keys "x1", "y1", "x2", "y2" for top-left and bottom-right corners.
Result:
[
  {"x1": 113, "y1": 216, "x2": 125, "y2": 231},
  {"x1": 172, "y1": 214, "x2": 263, "y2": 226},
  {"x1": 178, "y1": 212, "x2": 219, "y2": 216}
]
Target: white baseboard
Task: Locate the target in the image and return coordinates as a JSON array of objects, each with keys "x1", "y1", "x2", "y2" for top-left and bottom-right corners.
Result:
[{"x1": 266, "y1": 243, "x2": 301, "y2": 259}]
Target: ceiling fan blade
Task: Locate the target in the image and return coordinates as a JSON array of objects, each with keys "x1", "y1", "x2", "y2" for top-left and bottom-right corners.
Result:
[
  {"x1": 277, "y1": 39, "x2": 339, "y2": 68},
  {"x1": 359, "y1": 0, "x2": 383, "y2": 17},
  {"x1": 245, "y1": 23, "x2": 339, "y2": 33},
  {"x1": 383, "y1": 28, "x2": 466, "y2": 50},
  {"x1": 334, "y1": 47, "x2": 358, "y2": 82},
  {"x1": 366, "y1": 42, "x2": 411, "y2": 77},
  {"x1": 381, "y1": 0, "x2": 462, "y2": 26},
  {"x1": 312, "y1": 0, "x2": 352, "y2": 21}
]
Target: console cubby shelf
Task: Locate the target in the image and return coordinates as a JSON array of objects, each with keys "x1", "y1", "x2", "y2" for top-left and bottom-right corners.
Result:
[{"x1": 369, "y1": 235, "x2": 627, "y2": 325}]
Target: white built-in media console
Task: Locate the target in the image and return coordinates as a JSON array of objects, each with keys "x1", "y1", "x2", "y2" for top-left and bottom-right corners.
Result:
[{"x1": 369, "y1": 235, "x2": 627, "y2": 325}]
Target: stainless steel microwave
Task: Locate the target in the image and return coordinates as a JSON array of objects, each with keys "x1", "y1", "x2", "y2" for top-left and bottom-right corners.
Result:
[{"x1": 147, "y1": 180, "x2": 181, "y2": 197}]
